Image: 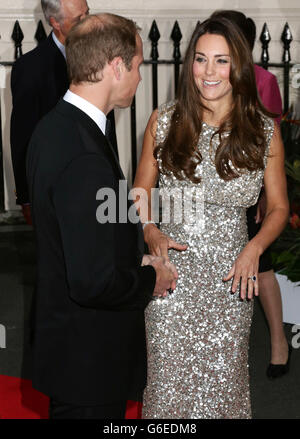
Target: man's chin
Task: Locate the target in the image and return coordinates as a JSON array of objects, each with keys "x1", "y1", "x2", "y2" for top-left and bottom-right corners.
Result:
[{"x1": 114, "y1": 98, "x2": 134, "y2": 110}]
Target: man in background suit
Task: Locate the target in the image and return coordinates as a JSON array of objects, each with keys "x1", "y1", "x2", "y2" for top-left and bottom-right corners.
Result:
[
  {"x1": 26, "y1": 13, "x2": 177, "y2": 419},
  {"x1": 10, "y1": 0, "x2": 118, "y2": 224}
]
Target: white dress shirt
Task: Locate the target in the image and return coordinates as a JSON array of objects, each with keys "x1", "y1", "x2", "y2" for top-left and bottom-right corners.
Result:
[
  {"x1": 52, "y1": 32, "x2": 66, "y2": 59},
  {"x1": 63, "y1": 90, "x2": 107, "y2": 135}
]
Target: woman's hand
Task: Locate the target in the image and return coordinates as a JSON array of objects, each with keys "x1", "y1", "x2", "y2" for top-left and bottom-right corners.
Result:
[
  {"x1": 143, "y1": 223, "x2": 188, "y2": 261},
  {"x1": 223, "y1": 241, "x2": 263, "y2": 300}
]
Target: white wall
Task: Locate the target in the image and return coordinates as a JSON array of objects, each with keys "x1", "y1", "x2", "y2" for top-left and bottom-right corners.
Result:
[{"x1": 1, "y1": 0, "x2": 300, "y2": 210}]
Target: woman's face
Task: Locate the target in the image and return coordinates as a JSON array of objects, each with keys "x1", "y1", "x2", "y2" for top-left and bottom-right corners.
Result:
[{"x1": 192, "y1": 33, "x2": 232, "y2": 107}]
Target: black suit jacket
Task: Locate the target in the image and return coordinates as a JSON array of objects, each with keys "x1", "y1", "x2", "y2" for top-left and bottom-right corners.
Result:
[
  {"x1": 11, "y1": 33, "x2": 117, "y2": 205},
  {"x1": 26, "y1": 99, "x2": 155, "y2": 405}
]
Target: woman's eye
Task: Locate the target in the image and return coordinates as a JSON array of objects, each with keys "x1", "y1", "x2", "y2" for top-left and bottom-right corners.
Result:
[
  {"x1": 217, "y1": 58, "x2": 229, "y2": 64},
  {"x1": 195, "y1": 56, "x2": 206, "y2": 63}
]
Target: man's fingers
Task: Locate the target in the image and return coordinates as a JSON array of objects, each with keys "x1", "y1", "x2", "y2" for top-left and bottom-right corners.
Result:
[
  {"x1": 160, "y1": 244, "x2": 170, "y2": 260},
  {"x1": 164, "y1": 261, "x2": 178, "y2": 291},
  {"x1": 165, "y1": 261, "x2": 178, "y2": 278},
  {"x1": 152, "y1": 258, "x2": 178, "y2": 296},
  {"x1": 150, "y1": 245, "x2": 162, "y2": 257},
  {"x1": 168, "y1": 240, "x2": 188, "y2": 251}
]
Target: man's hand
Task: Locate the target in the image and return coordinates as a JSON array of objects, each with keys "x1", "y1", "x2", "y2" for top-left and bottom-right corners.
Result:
[
  {"x1": 22, "y1": 204, "x2": 32, "y2": 225},
  {"x1": 142, "y1": 254, "x2": 178, "y2": 297}
]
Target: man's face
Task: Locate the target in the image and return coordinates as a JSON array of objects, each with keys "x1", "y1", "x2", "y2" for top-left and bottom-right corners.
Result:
[
  {"x1": 58, "y1": 0, "x2": 89, "y2": 42},
  {"x1": 116, "y1": 34, "x2": 144, "y2": 108}
]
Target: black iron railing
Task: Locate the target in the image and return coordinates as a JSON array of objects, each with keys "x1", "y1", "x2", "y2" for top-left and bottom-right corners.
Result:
[
  {"x1": 0, "y1": 19, "x2": 298, "y2": 211},
  {"x1": 259, "y1": 22, "x2": 294, "y2": 114}
]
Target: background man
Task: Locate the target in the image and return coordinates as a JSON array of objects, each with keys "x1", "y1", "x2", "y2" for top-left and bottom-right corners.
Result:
[
  {"x1": 26, "y1": 13, "x2": 177, "y2": 420},
  {"x1": 10, "y1": 0, "x2": 118, "y2": 224}
]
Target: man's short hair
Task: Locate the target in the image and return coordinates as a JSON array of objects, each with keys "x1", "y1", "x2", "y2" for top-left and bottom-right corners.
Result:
[
  {"x1": 66, "y1": 14, "x2": 140, "y2": 84},
  {"x1": 41, "y1": 0, "x2": 63, "y2": 25}
]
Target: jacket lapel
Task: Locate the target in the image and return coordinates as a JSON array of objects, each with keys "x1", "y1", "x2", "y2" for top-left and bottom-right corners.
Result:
[
  {"x1": 55, "y1": 99, "x2": 145, "y2": 260},
  {"x1": 56, "y1": 99, "x2": 124, "y2": 180},
  {"x1": 78, "y1": 122, "x2": 125, "y2": 181}
]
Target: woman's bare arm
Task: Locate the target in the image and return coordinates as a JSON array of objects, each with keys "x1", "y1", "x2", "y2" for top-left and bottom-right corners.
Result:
[
  {"x1": 223, "y1": 123, "x2": 289, "y2": 299},
  {"x1": 133, "y1": 110, "x2": 188, "y2": 259},
  {"x1": 251, "y1": 123, "x2": 289, "y2": 252}
]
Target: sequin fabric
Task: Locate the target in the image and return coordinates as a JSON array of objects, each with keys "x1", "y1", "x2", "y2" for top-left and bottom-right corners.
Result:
[{"x1": 142, "y1": 101, "x2": 274, "y2": 419}]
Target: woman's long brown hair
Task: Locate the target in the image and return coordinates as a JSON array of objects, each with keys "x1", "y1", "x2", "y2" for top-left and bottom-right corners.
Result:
[{"x1": 155, "y1": 17, "x2": 277, "y2": 183}]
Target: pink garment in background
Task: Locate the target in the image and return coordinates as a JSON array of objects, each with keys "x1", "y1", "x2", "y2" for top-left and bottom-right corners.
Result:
[{"x1": 254, "y1": 64, "x2": 282, "y2": 126}]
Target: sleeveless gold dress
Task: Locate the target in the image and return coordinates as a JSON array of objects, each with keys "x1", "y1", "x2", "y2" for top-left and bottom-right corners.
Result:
[{"x1": 142, "y1": 101, "x2": 274, "y2": 419}]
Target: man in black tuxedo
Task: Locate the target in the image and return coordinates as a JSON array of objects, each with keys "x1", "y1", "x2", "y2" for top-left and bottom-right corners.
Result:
[
  {"x1": 26, "y1": 13, "x2": 177, "y2": 419},
  {"x1": 10, "y1": 0, "x2": 117, "y2": 223}
]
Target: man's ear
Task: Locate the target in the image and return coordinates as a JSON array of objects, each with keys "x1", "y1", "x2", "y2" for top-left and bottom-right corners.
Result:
[
  {"x1": 49, "y1": 16, "x2": 60, "y2": 32},
  {"x1": 111, "y1": 57, "x2": 124, "y2": 80}
]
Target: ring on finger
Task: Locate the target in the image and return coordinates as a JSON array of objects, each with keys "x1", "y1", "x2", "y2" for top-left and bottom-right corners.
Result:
[{"x1": 247, "y1": 275, "x2": 257, "y2": 282}]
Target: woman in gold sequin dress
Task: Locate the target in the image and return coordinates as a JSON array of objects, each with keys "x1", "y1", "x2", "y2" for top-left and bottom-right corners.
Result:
[{"x1": 133, "y1": 16, "x2": 289, "y2": 418}]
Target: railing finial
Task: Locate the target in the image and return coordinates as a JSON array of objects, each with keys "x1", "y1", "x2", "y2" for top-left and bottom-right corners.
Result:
[
  {"x1": 35, "y1": 20, "x2": 47, "y2": 45},
  {"x1": 171, "y1": 21, "x2": 182, "y2": 94},
  {"x1": 171, "y1": 21, "x2": 182, "y2": 61},
  {"x1": 195, "y1": 20, "x2": 201, "y2": 30},
  {"x1": 11, "y1": 20, "x2": 24, "y2": 60},
  {"x1": 281, "y1": 22, "x2": 293, "y2": 63},
  {"x1": 260, "y1": 23, "x2": 271, "y2": 67},
  {"x1": 149, "y1": 20, "x2": 160, "y2": 60}
]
